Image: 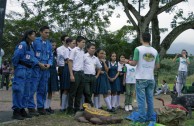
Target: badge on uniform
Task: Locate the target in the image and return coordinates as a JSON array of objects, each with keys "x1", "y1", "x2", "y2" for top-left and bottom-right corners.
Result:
[
  {"x1": 26, "y1": 54, "x2": 31, "y2": 59},
  {"x1": 36, "y1": 52, "x2": 40, "y2": 57},
  {"x1": 18, "y1": 45, "x2": 23, "y2": 49}
]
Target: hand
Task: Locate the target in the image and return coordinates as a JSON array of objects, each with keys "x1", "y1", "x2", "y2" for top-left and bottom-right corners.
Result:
[
  {"x1": 100, "y1": 71, "x2": 104, "y2": 74},
  {"x1": 100, "y1": 59, "x2": 106, "y2": 63},
  {"x1": 44, "y1": 64, "x2": 51, "y2": 69},
  {"x1": 124, "y1": 59, "x2": 129, "y2": 64},
  {"x1": 70, "y1": 75, "x2": 75, "y2": 82},
  {"x1": 38, "y1": 63, "x2": 46, "y2": 69},
  {"x1": 95, "y1": 75, "x2": 99, "y2": 79}
]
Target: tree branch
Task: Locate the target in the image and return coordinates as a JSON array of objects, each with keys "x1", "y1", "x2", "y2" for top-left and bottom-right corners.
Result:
[
  {"x1": 120, "y1": 0, "x2": 138, "y2": 30},
  {"x1": 160, "y1": 20, "x2": 194, "y2": 58},
  {"x1": 120, "y1": 0, "x2": 141, "y2": 22},
  {"x1": 157, "y1": 0, "x2": 185, "y2": 15},
  {"x1": 144, "y1": 0, "x2": 160, "y2": 26}
]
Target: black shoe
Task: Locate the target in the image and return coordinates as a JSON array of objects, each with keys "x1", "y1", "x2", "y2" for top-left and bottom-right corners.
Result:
[
  {"x1": 60, "y1": 109, "x2": 66, "y2": 112},
  {"x1": 37, "y1": 108, "x2": 47, "y2": 115},
  {"x1": 28, "y1": 108, "x2": 39, "y2": 117},
  {"x1": 45, "y1": 107, "x2": 54, "y2": 114},
  {"x1": 12, "y1": 109, "x2": 25, "y2": 120},
  {"x1": 66, "y1": 108, "x2": 74, "y2": 115},
  {"x1": 20, "y1": 108, "x2": 32, "y2": 118}
]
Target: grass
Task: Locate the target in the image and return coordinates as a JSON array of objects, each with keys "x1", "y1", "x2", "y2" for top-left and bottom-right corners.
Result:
[{"x1": 2, "y1": 109, "x2": 194, "y2": 126}]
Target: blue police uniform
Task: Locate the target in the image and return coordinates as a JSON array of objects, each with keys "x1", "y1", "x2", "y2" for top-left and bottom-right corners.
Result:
[
  {"x1": 12, "y1": 41, "x2": 39, "y2": 110},
  {"x1": 28, "y1": 37, "x2": 53, "y2": 109}
]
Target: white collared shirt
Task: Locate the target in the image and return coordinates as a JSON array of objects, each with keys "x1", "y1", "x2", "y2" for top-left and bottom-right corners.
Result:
[
  {"x1": 56, "y1": 45, "x2": 66, "y2": 66},
  {"x1": 69, "y1": 47, "x2": 84, "y2": 71},
  {"x1": 83, "y1": 53, "x2": 102, "y2": 75},
  {"x1": 64, "y1": 47, "x2": 73, "y2": 60}
]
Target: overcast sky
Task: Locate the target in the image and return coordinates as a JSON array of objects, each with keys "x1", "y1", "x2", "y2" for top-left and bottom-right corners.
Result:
[{"x1": 6, "y1": 0, "x2": 194, "y2": 54}]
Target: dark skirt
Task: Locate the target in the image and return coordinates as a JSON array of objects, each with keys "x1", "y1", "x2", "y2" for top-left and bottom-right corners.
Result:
[
  {"x1": 95, "y1": 73, "x2": 111, "y2": 94},
  {"x1": 118, "y1": 74, "x2": 125, "y2": 93},
  {"x1": 48, "y1": 67, "x2": 59, "y2": 92},
  {"x1": 110, "y1": 77, "x2": 121, "y2": 93},
  {"x1": 61, "y1": 63, "x2": 70, "y2": 90}
]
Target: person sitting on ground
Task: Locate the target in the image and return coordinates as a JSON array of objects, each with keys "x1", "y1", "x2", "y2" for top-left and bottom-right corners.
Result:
[{"x1": 155, "y1": 80, "x2": 169, "y2": 95}]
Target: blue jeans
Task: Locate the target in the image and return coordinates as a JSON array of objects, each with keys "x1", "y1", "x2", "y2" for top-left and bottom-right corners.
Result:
[{"x1": 136, "y1": 79, "x2": 155, "y2": 122}]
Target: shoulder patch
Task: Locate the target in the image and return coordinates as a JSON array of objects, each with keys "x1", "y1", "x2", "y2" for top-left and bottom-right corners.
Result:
[{"x1": 18, "y1": 45, "x2": 23, "y2": 49}]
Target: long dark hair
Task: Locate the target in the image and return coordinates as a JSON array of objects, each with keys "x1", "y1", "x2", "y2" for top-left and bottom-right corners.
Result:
[{"x1": 21, "y1": 29, "x2": 36, "y2": 43}]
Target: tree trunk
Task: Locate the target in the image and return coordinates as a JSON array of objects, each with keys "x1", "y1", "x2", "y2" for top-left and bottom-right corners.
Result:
[
  {"x1": 151, "y1": 16, "x2": 160, "y2": 52},
  {"x1": 159, "y1": 20, "x2": 194, "y2": 59}
]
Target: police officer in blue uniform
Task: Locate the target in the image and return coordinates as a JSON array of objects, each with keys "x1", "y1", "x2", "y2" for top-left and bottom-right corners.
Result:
[
  {"x1": 27, "y1": 26, "x2": 53, "y2": 115},
  {"x1": 12, "y1": 30, "x2": 45, "y2": 120}
]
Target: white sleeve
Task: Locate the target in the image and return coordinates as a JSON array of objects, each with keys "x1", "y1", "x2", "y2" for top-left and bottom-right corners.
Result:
[
  {"x1": 64, "y1": 48, "x2": 70, "y2": 60},
  {"x1": 69, "y1": 49, "x2": 76, "y2": 61},
  {"x1": 96, "y1": 58, "x2": 102, "y2": 69},
  {"x1": 118, "y1": 62, "x2": 122, "y2": 71}
]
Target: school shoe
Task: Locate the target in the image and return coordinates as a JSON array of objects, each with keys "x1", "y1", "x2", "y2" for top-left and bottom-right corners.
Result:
[
  {"x1": 37, "y1": 108, "x2": 48, "y2": 115},
  {"x1": 45, "y1": 107, "x2": 54, "y2": 114},
  {"x1": 125, "y1": 105, "x2": 129, "y2": 112},
  {"x1": 128, "y1": 105, "x2": 133, "y2": 111},
  {"x1": 20, "y1": 108, "x2": 32, "y2": 118},
  {"x1": 28, "y1": 108, "x2": 40, "y2": 117},
  {"x1": 12, "y1": 108, "x2": 25, "y2": 120}
]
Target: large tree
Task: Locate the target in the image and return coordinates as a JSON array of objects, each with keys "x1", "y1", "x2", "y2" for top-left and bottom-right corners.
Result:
[{"x1": 9, "y1": 0, "x2": 194, "y2": 59}]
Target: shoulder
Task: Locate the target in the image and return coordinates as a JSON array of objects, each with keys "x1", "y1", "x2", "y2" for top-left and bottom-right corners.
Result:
[{"x1": 17, "y1": 41, "x2": 27, "y2": 49}]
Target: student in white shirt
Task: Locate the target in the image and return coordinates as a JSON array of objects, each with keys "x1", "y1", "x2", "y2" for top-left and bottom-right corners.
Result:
[
  {"x1": 60, "y1": 38, "x2": 76, "y2": 111},
  {"x1": 67, "y1": 36, "x2": 85, "y2": 115},
  {"x1": 83, "y1": 43, "x2": 102, "y2": 106},
  {"x1": 123, "y1": 63, "x2": 136, "y2": 111}
]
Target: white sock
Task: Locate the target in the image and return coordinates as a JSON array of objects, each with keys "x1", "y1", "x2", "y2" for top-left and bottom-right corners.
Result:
[
  {"x1": 116, "y1": 95, "x2": 120, "y2": 107},
  {"x1": 108, "y1": 95, "x2": 111, "y2": 102},
  {"x1": 47, "y1": 99, "x2": 51, "y2": 108},
  {"x1": 112, "y1": 96, "x2": 117, "y2": 108},
  {"x1": 93, "y1": 97, "x2": 98, "y2": 108},
  {"x1": 61, "y1": 94, "x2": 67, "y2": 110},
  {"x1": 98, "y1": 96, "x2": 101, "y2": 108},
  {"x1": 65, "y1": 94, "x2": 69, "y2": 109},
  {"x1": 44, "y1": 99, "x2": 48, "y2": 109},
  {"x1": 111, "y1": 96, "x2": 114, "y2": 107},
  {"x1": 104, "y1": 97, "x2": 112, "y2": 110}
]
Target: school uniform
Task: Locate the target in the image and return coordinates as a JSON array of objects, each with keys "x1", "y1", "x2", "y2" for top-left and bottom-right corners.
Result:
[
  {"x1": 118, "y1": 62, "x2": 125, "y2": 93},
  {"x1": 61, "y1": 47, "x2": 72, "y2": 110},
  {"x1": 83, "y1": 53, "x2": 102, "y2": 106},
  {"x1": 48, "y1": 50, "x2": 59, "y2": 92},
  {"x1": 67, "y1": 47, "x2": 85, "y2": 113},
  {"x1": 108, "y1": 61, "x2": 121, "y2": 93},
  {"x1": 56, "y1": 45, "x2": 66, "y2": 90},
  {"x1": 95, "y1": 60, "x2": 110, "y2": 94}
]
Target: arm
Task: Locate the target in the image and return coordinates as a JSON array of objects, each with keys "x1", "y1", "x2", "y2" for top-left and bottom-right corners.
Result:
[
  {"x1": 12, "y1": 43, "x2": 26, "y2": 67},
  {"x1": 126, "y1": 48, "x2": 139, "y2": 66},
  {"x1": 68, "y1": 49, "x2": 76, "y2": 82},
  {"x1": 96, "y1": 69, "x2": 101, "y2": 78},
  {"x1": 173, "y1": 54, "x2": 179, "y2": 62},
  {"x1": 103, "y1": 60, "x2": 109, "y2": 73}
]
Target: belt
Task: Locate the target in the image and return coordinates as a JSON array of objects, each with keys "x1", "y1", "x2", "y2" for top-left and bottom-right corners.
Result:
[
  {"x1": 18, "y1": 61, "x2": 32, "y2": 68},
  {"x1": 73, "y1": 70, "x2": 84, "y2": 74},
  {"x1": 84, "y1": 74, "x2": 95, "y2": 77}
]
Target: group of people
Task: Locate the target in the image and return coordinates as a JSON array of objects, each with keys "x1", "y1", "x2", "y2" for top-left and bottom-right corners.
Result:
[{"x1": 12, "y1": 27, "x2": 161, "y2": 124}]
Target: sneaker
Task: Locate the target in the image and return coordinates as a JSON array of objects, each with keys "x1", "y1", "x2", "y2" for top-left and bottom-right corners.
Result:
[
  {"x1": 164, "y1": 92, "x2": 166, "y2": 95},
  {"x1": 37, "y1": 108, "x2": 47, "y2": 115},
  {"x1": 12, "y1": 109, "x2": 25, "y2": 120},
  {"x1": 28, "y1": 108, "x2": 39, "y2": 117},
  {"x1": 125, "y1": 105, "x2": 129, "y2": 112},
  {"x1": 20, "y1": 108, "x2": 32, "y2": 118},
  {"x1": 128, "y1": 105, "x2": 133, "y2": 111}
]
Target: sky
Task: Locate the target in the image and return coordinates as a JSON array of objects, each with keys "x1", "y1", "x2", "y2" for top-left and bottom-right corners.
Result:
[{"x1": 5, "y1": 0, "x2": 194, "y2": 54}]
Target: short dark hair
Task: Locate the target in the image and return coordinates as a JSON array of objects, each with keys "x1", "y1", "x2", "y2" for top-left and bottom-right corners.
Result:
[
  {"x1": 86, "y1": 43, "x2": 95, "y2": 49},
  {"x1": 66, "y1": 38, "x2": 73, "y2": 44},
  {"x1": 76, "y1": 36, "x2": 85, "y2": 43},
  {"x1": 142, "y1": 32, "x2": 151, "y2": 42},
  {"x1": 61, "y1": 34, "x2": 68, "y2": 42},
  {"x1": 39, "y1": 26, "x2": 50, "y2": 32}
]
